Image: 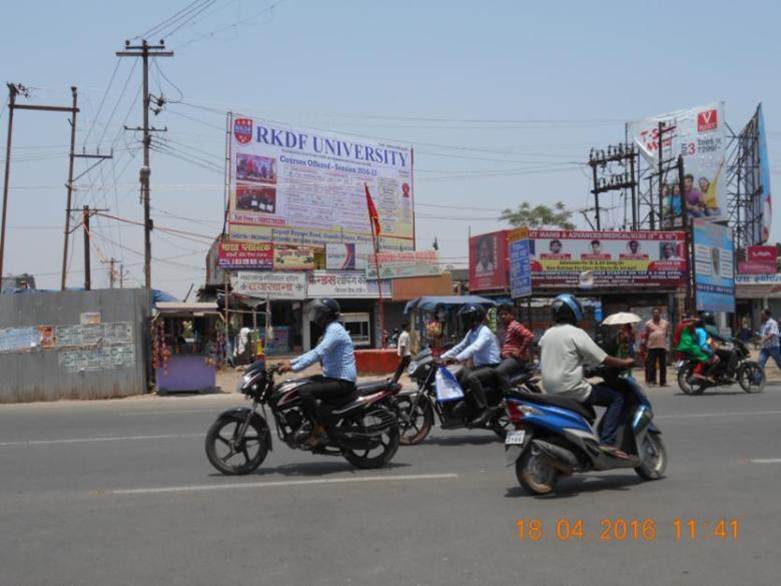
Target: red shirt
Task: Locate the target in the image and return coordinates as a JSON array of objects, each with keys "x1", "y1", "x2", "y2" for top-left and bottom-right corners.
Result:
[{"x1": 501, "y1": 320, "x2": 534, "y2": 362}]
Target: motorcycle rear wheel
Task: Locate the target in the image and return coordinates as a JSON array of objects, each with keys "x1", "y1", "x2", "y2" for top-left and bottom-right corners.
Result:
[
  {"x1": 516, "y1": 447, "x2": 558, "y2": 495},
  {"x1": 634, "y1": 432, "x2": 667, "y2": 480},
  {"x1": 737, "y1": 362, "x2": 765, "y2": 393},
  {"x1": 397, "y1": 394, "x2": 434, "y2": 446},
  {"x1": 342, "y1": 406, "x2": 400, "y2": 469},
  {"x1": 205, "y1": 414, "x2": 268, "y2": 475},
  {"x1": 677, "y1": 364, "x2": 706, "y2": 395}
]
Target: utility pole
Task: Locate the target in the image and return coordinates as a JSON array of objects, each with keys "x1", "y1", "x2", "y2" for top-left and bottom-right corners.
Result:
[
  {"x1": 2, "y1": 83, "x2": 77, "y2": 282},
  {"x1": 83, "y1": 206, "x2": 91, "y2": 291},
  {"x1": 117, "y1": 39, "x2": 173, "y2": 293},
  {"x1": 588, "y1": 144, "x2": 638, "y2": 231},
  {"x1": 106, "y1": 258, "x2": 117, "y2": 289},
  {"x1": 119, "y1": 263, "x2": 124, "y2": 288}
]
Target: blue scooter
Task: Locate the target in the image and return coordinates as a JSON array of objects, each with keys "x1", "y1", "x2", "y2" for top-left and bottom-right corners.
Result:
[{"x1": 504, "y1": 367, "x2": 666, "y2": 495}]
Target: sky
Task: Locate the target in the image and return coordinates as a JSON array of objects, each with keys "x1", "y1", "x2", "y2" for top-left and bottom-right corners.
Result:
[{"x1": 1, "y1": 0, "x2": 780, "y2": 297}]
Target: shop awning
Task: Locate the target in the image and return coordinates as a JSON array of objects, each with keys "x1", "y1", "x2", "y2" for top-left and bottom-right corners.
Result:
[
  {"x1": 155, "y1": 301, "x2": 221, "y2": 317},
  {"x1": 404, "y1": 295, "x2": 497, "y2": 314}
]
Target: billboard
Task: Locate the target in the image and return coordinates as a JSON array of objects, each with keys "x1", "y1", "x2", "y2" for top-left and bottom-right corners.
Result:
[
  {"x1": 217, "y1": 241, "x2": 273, "y2": 270},
  {"x1": 233, "y1": 272, "x2": 307, "y2": 300},
  {"x1": 307, "y1": 271, "x2": 391, "y2": 299},
  {"x1": 228, "y1": 116, "x2": 414, "y2": 251},
  {"x1": 738, "y1": 245, "x2": 777, "y2": 275},
  {"x1": 508, "y1": 228, "x2": 531, "y2": 298},
  {"x1": 628, "y1": 102, "x2": 727, "y2": 223},
  {"x1": 758, "y1": 105, "x2": 773, "y2": 242},
  {"x1": 693, "y1": 219, "x2": 735, "y2": 313},
  {"x1": 325, "y1": 243, "x2": 369, "y2": 271},
  {"x1": 272, "y1": 245, "x2": 317, "y2": 271},
  {"x1": 469, "y1": 230, "x2": 508, "y2": 291},
  {"x1": 529, "y1": 230, "x2": 687, "y2": 290},
  {"x1": 366, "y1": 250, "x2": 441, "y2": 279}
]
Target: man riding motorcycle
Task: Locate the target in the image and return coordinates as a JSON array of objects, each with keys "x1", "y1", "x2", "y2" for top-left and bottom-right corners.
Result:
[
  {"x1": 538, "y1": 293, "x2": 634, "y2": 457},
  {"x1": 494, "y1": 303, "x2": 534, "y2": 393},
  {"x1": 278, "y1": 297, "x2": 356, "y2": 446},
  {"x1": 441, "y1": 304, "x2": 501, "y2": 425}
]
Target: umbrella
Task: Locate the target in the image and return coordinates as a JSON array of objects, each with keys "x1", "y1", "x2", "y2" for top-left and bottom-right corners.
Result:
[{"x1": 601, "y1": 312, "x2": 642, "y2": 326}]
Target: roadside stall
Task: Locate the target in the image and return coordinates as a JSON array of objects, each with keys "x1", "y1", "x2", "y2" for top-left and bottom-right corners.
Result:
[
  {"x1": 153, "y1": 301, "x2": 225, "y2": 393},
  {"x1": 404, "y1": 295, "x2": 497, "y2": 355}
]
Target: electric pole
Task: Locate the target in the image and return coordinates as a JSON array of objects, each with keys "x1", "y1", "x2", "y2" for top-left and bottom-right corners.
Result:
[
  {"x1": 83, "y1": 206, "x2": 91, "y2": 291},
  {"x1": 106, "y1": 258, "x2": 117, "y2": 289},
  {"x1": 117, "y1": 39, "x2": 174, "y2": 293}
]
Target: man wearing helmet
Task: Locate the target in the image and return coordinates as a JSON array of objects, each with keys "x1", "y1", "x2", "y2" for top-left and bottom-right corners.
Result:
[
  {"x1": 539, "y1": 294, "x2": 634, "y2": 455},
  {"x1": 441, "y1": 304, "x2": 502, "y2": 424},
  {"x1": 278, "y1": 298, "x2": 356, "y2": 446}
]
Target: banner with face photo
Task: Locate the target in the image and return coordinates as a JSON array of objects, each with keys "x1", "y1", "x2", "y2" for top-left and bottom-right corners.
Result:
[
  {"x1": 628, "y1": 102, "x2": 727, "y2": 223},
  {"x1": 469, "y1": 231, "x2": 509, "y2": 291}
]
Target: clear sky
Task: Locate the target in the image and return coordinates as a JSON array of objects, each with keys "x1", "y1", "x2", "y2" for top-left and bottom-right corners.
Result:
[{"x1": 2, "y1": 0, "x2": 779, "y2": 296}]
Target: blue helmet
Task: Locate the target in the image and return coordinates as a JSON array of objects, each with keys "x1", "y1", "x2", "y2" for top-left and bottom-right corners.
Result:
[{"x1": 551, "y1": 293, "x2": 584, "y2": 325}]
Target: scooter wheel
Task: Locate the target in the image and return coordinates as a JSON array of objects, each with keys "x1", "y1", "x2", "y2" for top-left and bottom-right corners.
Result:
[
  {"x1": 516, "y1": 446, "x2": 558, "y2": 495},
  {"x1": 634, "y1": 433, "x2": 667, "y2": 480}
]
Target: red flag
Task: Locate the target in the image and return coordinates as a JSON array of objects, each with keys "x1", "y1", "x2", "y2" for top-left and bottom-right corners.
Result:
[{"x1": 364, "y1": 183, "x2": 381, "y2": 238}]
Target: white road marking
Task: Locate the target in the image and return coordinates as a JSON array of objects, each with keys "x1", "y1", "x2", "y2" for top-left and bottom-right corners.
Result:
[
  {"x1": 0, "y1": 433, "x2": 202, "y2": 447},
  {"x1": 657, "y1": 409, "x2": 781, "y2": 420},
  {"x1": 110, "y1": 473, "x2": 460, "y2": 496},
  {"x1": 750, "y1": 458, "x2": 781, "y2": 464}
]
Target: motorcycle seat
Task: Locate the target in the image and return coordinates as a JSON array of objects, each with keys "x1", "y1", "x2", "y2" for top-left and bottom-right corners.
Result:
[
  {"x1": 507, "y1": 389, "x2": 596, "y2": 422},
  {"x1": 356, "y1": 380, "x2": 392, "y2": 395}
]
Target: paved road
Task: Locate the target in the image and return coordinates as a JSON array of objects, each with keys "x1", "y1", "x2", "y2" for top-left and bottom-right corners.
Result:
[{"x1": 1, "y1": 383, "x2": 780, "y2": 586}]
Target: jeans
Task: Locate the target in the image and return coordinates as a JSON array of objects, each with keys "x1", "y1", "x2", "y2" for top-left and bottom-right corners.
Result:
[
  {"x1": 494, "y1": 357, "x2": 527, "y2": 393},
  {"x1": 456, "y1": 365, "x2": 499, "y2": 412},
  {"x1": 645, "y1": 348, "x2": 667, "y2": 385},
  {"x1": 759, "y1": 346, "x2": 781, "y2": 370},
  {"x1": 296, "y1": 376, "x2": 356, "y2": 426},
  {"x1": 585, "y1": 383, "x2": 625, "y2": 446},
  {"x1": 393, "y1": 355, "x2": 411, "y2": 383}
]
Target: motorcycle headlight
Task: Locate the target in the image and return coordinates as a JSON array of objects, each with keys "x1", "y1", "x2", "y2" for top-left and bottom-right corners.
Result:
[
  {"x1": 237, "y1": 372, "x2": 252, "y2": 390},
  {"x1": 407, "y1": 361, "x2": 418, "y2": 375}
]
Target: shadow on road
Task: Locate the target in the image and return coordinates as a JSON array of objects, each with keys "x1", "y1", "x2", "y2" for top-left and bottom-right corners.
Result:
[
  {"x1": 423, "y1": 433, "x2": 501, "y2": 446},
  {"x1": 674, "y1": 389, "x2": 750, "y2": 397},
  {"x1": 208, "y1": 460, "x2": 412, "y2": 479},
  {"x1": 504, "y1": 474, "x2": 643, "y2": 499}
]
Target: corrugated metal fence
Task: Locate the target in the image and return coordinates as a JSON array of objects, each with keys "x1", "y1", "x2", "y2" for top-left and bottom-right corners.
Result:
[{"x1": 0, "y1": 289, "x2": 150, "y2": 403}]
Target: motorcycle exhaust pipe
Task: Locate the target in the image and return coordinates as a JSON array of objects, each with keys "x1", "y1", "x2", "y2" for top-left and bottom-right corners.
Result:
[{"x1": 532, "y1": 439, "x2": 578, "y2": 474}]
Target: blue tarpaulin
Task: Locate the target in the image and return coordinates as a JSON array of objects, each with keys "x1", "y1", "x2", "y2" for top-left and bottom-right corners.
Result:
[{"x1": 403, "y1": 295, "x2": 497, "y2": 315}]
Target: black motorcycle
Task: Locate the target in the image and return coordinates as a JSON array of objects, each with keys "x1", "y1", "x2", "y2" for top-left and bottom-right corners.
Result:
[
  {"x1": 676, "y1": 338, "x2": 765, "y2": 395},
  {"x1": 205, "y1": 361, "x2": 401, "y2": 475},
  {"x1": 394, "y1": 348, "x2": 542, "y2": 445}
]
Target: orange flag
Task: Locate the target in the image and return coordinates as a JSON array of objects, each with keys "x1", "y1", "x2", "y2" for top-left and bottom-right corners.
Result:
[{"x1": 364, "y1": 183, "x2": 381, "y2": 238}]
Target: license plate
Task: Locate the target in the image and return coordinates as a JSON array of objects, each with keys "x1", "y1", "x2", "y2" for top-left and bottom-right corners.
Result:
[{"x1": 505, "y1": 430, "x2": 526, "y2": 445}]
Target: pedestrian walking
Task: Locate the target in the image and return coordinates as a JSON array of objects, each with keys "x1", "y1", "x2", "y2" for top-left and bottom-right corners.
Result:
[
  {"x1": 642, "y1": 308, "x2": 669, "y2": 386},
  {"x1": 758, "y1": 309, "x2": 781, "y2": 371}
]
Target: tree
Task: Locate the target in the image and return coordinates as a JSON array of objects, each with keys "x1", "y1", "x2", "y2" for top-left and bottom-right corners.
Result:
[{"x1": 500, "y1": 201, "x2": 575, "y2": 230}]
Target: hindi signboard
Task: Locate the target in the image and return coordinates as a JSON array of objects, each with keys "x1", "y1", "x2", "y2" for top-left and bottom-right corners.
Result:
[
  {"x1": 508, "y1": 228, "x2": 531, "y2": 298},
  {"x1": 529, "y1": 230, "x2": 687, "y2": 290},
  {"x1": 693, "y1": 219, "x2": 735, "y2": 313},
  {"x1": 307, "y1": 271, "x2": 391, "y2": 299},
  {"x1": 233, "y1": 272, "x2": 307, "y2": 300},
  {"x1": 272, "y1": 245, "x2": 317, "y2": 271},
  {"x1": 228, "y1": 116, "x2": 414, "y2": 251},
  {"x1": 217, "y1": 241, "x2": 274, "y2": 270},
  {"x1": 366, "y1": 250, "x2": 441, "y2": 279},
  {"x1": 738, "y1": 245, "x2": 777, "y2": 275}
]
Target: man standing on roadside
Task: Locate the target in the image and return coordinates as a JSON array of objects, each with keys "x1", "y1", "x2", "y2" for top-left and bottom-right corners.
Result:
[
  {"x1": 394, "y1": 322, "x2": 412, "y2": 381},
  {"x1": 643, "y1": 308, "x2": 669, "y2": 386},
  {"x1": 758, "y1": 309, "x2": 781, "y2": 371}
]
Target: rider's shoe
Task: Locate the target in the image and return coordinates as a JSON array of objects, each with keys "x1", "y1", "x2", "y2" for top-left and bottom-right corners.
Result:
[{"x1": 600, "y1": 445, "x2": 630, "y2": 460}]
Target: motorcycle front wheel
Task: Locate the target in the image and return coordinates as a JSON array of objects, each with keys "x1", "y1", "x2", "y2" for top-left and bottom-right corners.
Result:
[
  {"x1": 677, "y1": 364, "x2": 706, "y2": 395},
  {"x1": 396, "y1": 393, "x2": 434, "y2": 446},
  {"x1": 342, "y1": 406, "x2": 401, "y2": 469},
  {"x1": 205, "y1": 413, "x2": 269, "y2": 475},
  {"x1": 737, "y1": 362, "x2": 765, "y2": 393},
  {"x1": 634, "y1": 432, "x2": 667, "y2": 480}
]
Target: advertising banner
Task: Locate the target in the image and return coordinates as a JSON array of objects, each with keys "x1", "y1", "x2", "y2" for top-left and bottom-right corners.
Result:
[
  {"x1": 758, "y1": 104, "x2": 773, "y2": 242},
  {"x1": 469, "y1": 230, "x2": 509, "y2": 291},
  {"x1": 325, "y1": 243, "x2": 369, "y2": 271},
  {"x1": 693, "y1": 219, "x2": 735, "y2": 313},
  {"x1": 508, "y1": 228, "x2": 531, "y2": 298},
  {"x1": 628, "y1": 102, "x2": 727, "y2": 223},
  {"x1": 272, "y1": 245, "x2": 317, "y2": 271},
  {"x1": 366, "y1": 250, "x2": 441, "y2": 279},
  {"x1": 529, "y1": 230, "x2": 687, "y2": 290},
  {"x1": 228, "y1": 116, "x2": 414, "y2": 251},
  {"x1": 233, "y1": 272, "x2": 307, "y2": 300},
  {"x1": 738, "y1": 245, "x2": 777, "y2": 274},
  {"x1": 217, "y1": 241, "x2": 274, "y2": 270},
  {"x1": 307, "y1": 271, "x2": 391, "y2": 299}
]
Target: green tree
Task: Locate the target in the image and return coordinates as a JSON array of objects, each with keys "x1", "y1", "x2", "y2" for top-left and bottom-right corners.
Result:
[{"x1": 500, "y1": 201, "x2": 575, "y2": 230}]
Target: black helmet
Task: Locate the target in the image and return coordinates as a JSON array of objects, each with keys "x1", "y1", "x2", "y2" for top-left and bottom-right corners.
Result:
[
  {"x1": 699, "y1": 311, "x2": 716, "y2": 326},
  {"x1": 551, "y1": 293, "x2": 584, "y2": 325},
  {"x1": 458, "y1": 304, "x2": 486, "y2": 328},
  {"x1": 312, "y1": 297, "x2": 341, "y2": 326}
]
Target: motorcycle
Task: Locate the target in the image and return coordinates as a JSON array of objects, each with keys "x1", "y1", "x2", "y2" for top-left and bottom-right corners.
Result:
[
  {"x1": 205, "y1": 360, "x2": 402, "y2": 475},
  {"x1": 394, "y1": 348, "x2": 542, "y2": 445},
  {"x1": 676, "y1": 337, "x2": 765, "y2": 395},
  {"x1": 504, "y1": 366, "x2": 667, "y2": 495}
]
